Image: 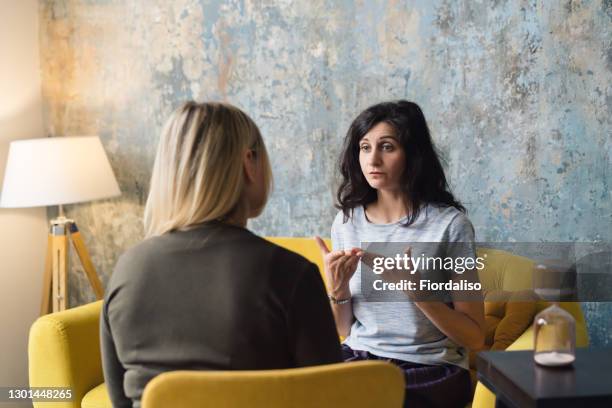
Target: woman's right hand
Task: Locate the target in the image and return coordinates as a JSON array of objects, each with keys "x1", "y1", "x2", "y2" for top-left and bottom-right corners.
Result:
[{"x1": 314, "y1": 236, "x2": 361, "y2": 299}]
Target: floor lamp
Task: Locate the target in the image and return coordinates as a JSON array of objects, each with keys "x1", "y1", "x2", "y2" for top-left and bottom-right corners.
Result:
[{"x1": 0, "y1": 136, "x2": 121, "y2": 315}]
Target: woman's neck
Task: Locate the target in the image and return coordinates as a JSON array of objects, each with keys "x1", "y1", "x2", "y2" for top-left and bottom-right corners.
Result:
[
  {"x1": 366, "y1": 189, "x2": 409, "y2": 224},
  {"x1": 221, "y1": 201, "x2": 249, "y2": 228},
  {"x1": 223, "y1": 215, "x2": 247, "y2": 228}
]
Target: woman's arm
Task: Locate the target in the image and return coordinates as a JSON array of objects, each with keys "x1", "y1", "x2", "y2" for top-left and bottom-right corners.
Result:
[
  {"x1": 363, "y1": 249, "x2": 486, "y2": 350},
  {"x1": 412, "y1": 215, "x2": 485, "y2": 350},
  {"x1": 329, "y1": 285, "x2": 355, "y2": 338},
  {"x1": 315, "y1": 237, "x2": 357, "y2": 338},
  {"x1": 100, "y1": 301, "x2": 132, "y2": 408},
  {"x1": 415, "y1": 290, "x2": 485, "y2": 351}
]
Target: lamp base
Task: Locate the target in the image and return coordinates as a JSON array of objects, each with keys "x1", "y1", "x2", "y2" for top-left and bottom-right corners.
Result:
[{"x1": 40, "y1": 218, "x2": 104, "y2": 315}]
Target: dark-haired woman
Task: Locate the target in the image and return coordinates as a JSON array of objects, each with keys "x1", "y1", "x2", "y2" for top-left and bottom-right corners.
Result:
[{"x1": 316, "y1": 101, "x2": 485, "y2": 408}]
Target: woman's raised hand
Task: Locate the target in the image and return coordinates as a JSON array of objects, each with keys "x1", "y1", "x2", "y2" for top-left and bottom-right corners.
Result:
[{"x1": 314, "y1": 236, "x2": 361, "y2": 299}]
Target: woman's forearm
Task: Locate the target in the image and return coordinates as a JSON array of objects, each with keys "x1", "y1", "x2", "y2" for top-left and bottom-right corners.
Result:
[
  {"x1": 331, "y1": 302, "x2": 354, "y2": 337},
  {"x1": 414, "y1": 302, "x2": 485, "y2": 350},
  {"x1": 316, "y1": 237, "x2": 358, "y2": 338},
  {"x1": 329, "y1": 286, "x2": 354, "y2": 337}
]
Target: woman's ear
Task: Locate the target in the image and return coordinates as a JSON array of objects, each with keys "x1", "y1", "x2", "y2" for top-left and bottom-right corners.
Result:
[{"x1": 243, "y1": 149, "x2": 256, "y2": 184}]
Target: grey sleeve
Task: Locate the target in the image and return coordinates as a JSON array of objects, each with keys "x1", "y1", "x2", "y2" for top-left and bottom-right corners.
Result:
[
  {"x1": 446, "y1": 213, "x2": 477, "y2": 258},
  {"x1": 445, "y1": 214, "x2": 481, "y2": 295},
  {"x1": 100, "y1": 300, "x2": 132, "y2": 408},
  {"x1": 288, "y1": 263, "x2": 342, "y2": 367}
]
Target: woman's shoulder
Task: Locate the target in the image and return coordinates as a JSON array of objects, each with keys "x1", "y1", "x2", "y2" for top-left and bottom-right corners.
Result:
[
  {"x1": 112, "y1": 234, "x2": 169, "y2": 275},
  {"x1": 105, "y1": 236, "x2": 166, "y2": 293},
  {"x1": 112, "y1": 224, "x2": 246, "y2": 274},
  {"x1": 331, "y1": 210, "x2": 344, "y2": 230},
  {"x1": 112, "y1": 228, "x2": 317, "y2": 285},
  {"x1": 332, "y1": 207, "x2": 364, "y2": 229},
  {"x1": 424, "y1": 204, "x2": 470, "y2": 223},
  {"x1": 428, "y1": 204, "x2": 475, "y2": 238},
  {"x1": 423, "y1": 204, "x2": 474, "y2": 235}
]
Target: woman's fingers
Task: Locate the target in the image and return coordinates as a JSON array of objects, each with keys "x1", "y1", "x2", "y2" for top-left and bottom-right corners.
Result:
[
  {"x1": 351, "y1": 247, "x2": 362, "y2": 255},
  {"x1": 321, "y1": 244, "x2": 363, "y2": 286},
  {"x1": 359, "y1": 250, "x2": 382, "y2": 269},
  {"x1": 346, "y1": 256, "x2": 360, "y2": 278},
  {"x1": 314, "y1": 236, "x2": 330, "y2": 255},
  {"x1": 326, "y1": 250, "x2": 345, "y2": 265},
  {"x1": 335, "y1": 254, "x2": 352, "y2": 274}
]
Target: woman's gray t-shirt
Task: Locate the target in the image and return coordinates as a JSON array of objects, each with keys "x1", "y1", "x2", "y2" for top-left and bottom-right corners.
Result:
[{"x1": 331, "y1": 204, "x2": 476, "y2": 369}]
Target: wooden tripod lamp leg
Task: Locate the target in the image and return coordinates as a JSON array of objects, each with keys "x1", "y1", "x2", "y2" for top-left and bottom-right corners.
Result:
[
  {"x1": 69, "y1": 222, "x2": 104, "y2": 300},
  {"x1": 40, "y1": 233, "x2": 53, "y2": 315},
  {"x1": 51, "y1": 224, "x2": 69, "y2": 313}
]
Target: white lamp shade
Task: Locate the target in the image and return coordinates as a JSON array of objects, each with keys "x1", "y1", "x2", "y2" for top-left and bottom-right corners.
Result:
[{"x1": 0, "y1": 136, "x2": 121, "y2": 208}]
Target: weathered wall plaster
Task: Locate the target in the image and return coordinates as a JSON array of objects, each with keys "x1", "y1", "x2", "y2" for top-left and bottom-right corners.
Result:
[{"x1": 38, "y1": 0, "x2": 611, "y2": 345}]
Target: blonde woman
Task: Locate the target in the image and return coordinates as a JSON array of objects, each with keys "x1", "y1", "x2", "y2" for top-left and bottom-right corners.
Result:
[{"x1": 100, "y1": 102, "x2": 342, "y2": 408}]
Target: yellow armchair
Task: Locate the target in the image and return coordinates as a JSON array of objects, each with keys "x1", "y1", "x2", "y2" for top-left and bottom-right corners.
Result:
[{"x1": 28, "y1": 299, "x2": 107, "y2": 408}]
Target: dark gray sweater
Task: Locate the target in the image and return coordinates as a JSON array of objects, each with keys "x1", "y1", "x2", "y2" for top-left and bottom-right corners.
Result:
[{"x1": 100, "y1": 222, "x2": 342, "y2": 407}]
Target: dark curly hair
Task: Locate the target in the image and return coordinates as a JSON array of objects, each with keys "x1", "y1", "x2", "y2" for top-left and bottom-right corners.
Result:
[{"x1": 336, "y1": 100, "x2": 465, "y2": 225}]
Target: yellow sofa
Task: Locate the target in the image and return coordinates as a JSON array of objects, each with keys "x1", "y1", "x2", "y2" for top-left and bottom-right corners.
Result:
[{"x1": 28, "y1": 238, "x2": 589, "y2": 408}]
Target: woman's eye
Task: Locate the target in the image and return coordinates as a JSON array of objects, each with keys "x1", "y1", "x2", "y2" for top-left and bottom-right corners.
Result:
[
  {"x1": 381, "y1": 143, "x2": 394, "y2": 151},
  {"x1": 359, "y1": 145, "x2": 371, "y2": 152}
]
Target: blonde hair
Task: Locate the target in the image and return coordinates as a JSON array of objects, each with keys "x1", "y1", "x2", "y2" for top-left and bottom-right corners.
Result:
[{"x1": 144, "y1": 101, "x2": 272, "y2": 237}]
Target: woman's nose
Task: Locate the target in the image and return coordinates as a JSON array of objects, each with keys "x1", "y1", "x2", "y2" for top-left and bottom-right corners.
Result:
[{"x1": 368, "y1": 150, "x2": 382, "y2": 166}]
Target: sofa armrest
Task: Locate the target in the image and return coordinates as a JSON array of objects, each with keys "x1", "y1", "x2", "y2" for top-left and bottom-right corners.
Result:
[{"x1": 29, "y1": 301, "x2": 104, "y2": 408}]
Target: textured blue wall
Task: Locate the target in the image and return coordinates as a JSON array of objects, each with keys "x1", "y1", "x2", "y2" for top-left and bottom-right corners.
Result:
[{"x1": 39, "y1": 0, "x2": 611, "y2": 345}]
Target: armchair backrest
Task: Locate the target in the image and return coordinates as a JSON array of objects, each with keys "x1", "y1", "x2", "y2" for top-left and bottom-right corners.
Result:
[
  {"x1": 141, "y1": 360, "x2": 405, "y2": 408},
  {"x1": 29, "y1": 300, "x2": 104, "y2": 407}
]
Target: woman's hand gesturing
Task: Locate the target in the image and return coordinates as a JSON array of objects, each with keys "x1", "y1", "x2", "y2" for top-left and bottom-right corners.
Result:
[{"x1": 314, "y1": 236, "x2": 361, "y2": 299}]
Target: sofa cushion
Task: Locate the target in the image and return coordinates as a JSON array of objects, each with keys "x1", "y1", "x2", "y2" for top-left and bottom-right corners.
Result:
[
  {"x1": 82, "y1": 383, "x2": 111, "y2": 408},
  {"x1": 486, "y1": 290, "x2": 537, "y2": 350}
]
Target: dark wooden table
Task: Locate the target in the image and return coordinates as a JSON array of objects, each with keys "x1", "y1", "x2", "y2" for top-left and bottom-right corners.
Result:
[{"x1": 476, "y1": 348, "x2": 612, "y2": 408}]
